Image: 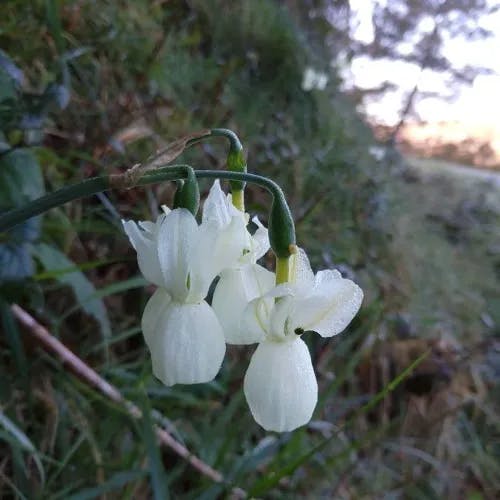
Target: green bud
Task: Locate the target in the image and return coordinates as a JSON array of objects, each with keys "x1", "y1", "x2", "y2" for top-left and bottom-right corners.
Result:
[
  {"x1": 172, "y1": 169, "x2": 200, "y2": 216},
  {"x1": 268, "y1": 197, "x2": 296, "y2": 258},
  {"x1": 173, "y1": 180, "x2": 185, "y2": 209}
]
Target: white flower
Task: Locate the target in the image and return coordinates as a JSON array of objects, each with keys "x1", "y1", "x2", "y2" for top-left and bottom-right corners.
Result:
[
  {"x1": 122, "y1": 181, "x2": 248, "y2": 386},
  {"x1": 242, "y1": 249, "x2": 363, "y2": 432},
  {"x1": 211, "y1": 194, "x2": 275, "y2": 345}
]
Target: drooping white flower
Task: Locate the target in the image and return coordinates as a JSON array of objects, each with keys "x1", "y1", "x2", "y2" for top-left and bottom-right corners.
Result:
[
  {"x1": 122, "y1": 181, "x2": 248, "y2": 386},
  {"x1": 210, "y1": 192, "x2": 274, "y2": 345},
  {"x1": 242, "y1": 249, "x2": 363, "y2": 432}
]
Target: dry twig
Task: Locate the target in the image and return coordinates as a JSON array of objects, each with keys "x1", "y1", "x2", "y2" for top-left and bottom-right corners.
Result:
[{"x1": 10, "y1": 304, "x2": 245, "y2": 498}]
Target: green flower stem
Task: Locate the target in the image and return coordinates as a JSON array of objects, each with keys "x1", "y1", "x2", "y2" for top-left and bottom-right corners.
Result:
[
  {"x1": 275, "y1": 257, "x2": 290, "y2": 285},
  {"x1": 191, "y1": 128, "x2": 247, "y2": 210},
  {"x1": 194, "y1": 170, "x2": 295, "y2": 259},
  {"x1": 0, "y1": 166, "x2": 190, "y2": 233},
  {"x1": 0, "y1": 166, "x2": 296, "y2": 260},
  {"x1": 230, "y1": 189, "x2": 245, "y2": 211}
]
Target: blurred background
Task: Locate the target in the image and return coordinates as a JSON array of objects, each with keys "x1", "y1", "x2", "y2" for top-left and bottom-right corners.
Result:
[{"x1": 0, "y1": 0, "x2": 499, "y2": 498}]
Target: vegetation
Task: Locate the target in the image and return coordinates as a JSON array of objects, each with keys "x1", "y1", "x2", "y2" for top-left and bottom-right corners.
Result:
[{"x1": 0, "y1": 1, "x2": 498, "y2": 498}]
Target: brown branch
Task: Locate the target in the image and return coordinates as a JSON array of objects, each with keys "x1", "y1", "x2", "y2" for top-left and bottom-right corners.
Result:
[{"x1": 10, "y1": 304, "x2": 245, "y2": 498}]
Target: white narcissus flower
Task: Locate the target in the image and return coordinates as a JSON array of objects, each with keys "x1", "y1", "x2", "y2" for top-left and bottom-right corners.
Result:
[
  {"x1": 122, "y1": 181, "x2": 248, "y2": 386},
  {"x1": 242, "y1": 249, "x2": 363, "y2": 432},
  {"x1": 211, "y1": 194, "x2": 274, "y2": 344}
]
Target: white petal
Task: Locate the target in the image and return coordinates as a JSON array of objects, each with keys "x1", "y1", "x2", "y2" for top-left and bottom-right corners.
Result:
[
  {"x1": 290, "y1": 271, "x2": 363, "y2": 337},
  {"x1": 157, "y1": 209, "x2": 198, "y2": 301},
  {"x1": 290, "y1": 247, "x2": 315, "y2": 288},
  {"x1": 250, "y1": 216, "x2": 270, "y2": 261},
  {"x1": 141, "y1": 288, "x2": 171, "y2": 347},
  {"x1": 269, "y1": 295, "x2": 295, "y2": 340},
  {"x1": 122, "y1": 219, "x2": 163, "y2": 287},
  {"x1": 212, "y1": 264, "x2": 274, "y2": 344},
  {"x1": 202, "y1": 180, "x2": 236, "y2": 229},
  {"x1": 241, "y1": 294, "x2": 274, "y2": 343},
  {"x1": 244, "y1": 338, "x2": 318, "y2": 432},
  {"x1": 189, "y1": 215, "x2": 249, "y2": 300},
  {"x1": 149, "y1": 301, "x2": 226, "y2": 386}
]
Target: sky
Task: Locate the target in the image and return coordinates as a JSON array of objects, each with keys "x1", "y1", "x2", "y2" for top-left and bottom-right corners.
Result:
[{"x1": 344, "y1": 0, "x2": 500, "y2": 128}]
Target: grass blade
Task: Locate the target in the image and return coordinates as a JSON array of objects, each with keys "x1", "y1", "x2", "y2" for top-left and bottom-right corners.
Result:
[
  {"x1": 139, "y1": 394, "x2": 170, "y2": 500},
  {"x1": 248, "y1": 350, "x2": 430, "y2": 496}
]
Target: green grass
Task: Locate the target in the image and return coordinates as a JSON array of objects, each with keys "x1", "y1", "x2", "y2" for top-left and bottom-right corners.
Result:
[{"x1": 0, "y1": 1, "x2": 498, "y2": 498}]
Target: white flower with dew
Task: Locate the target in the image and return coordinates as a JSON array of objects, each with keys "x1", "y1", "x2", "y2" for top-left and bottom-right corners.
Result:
[
  {"x1": 210, "y1": 191, "x2": 275, "y2": 345},
  {"x1": 242, "y1": 249, "x2": 363, "y2": 432},
  {"x1": 122, "y1": 181, "x2": 248, "y2": 386}
]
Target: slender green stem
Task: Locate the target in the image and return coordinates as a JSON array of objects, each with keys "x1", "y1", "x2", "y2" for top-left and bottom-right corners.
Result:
[
  {"x1": 183, "y1": 128, "x2": 243, "y2": 151},
  {"x1": 0, "y1": 166, "x2": 190, "y2": 232},
  {"x1": 206, "y1": 128, "x2": 247, "y2": 209},
  {"x1": 0, "y1": 128, "x2": 246, "y2": 230},
  {"x1": 275, "y1": 257, "x2": 290, "y2": 285},
  {"x1": 0, "y1": 166, "x2": 295, "y2": 260},
  {"x1": 231, "y1": 190, "x2": 244, "y2": 211}
]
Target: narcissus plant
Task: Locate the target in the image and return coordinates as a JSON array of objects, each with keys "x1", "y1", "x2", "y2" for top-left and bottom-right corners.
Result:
[{"x1": 0, "y1": 127, "x2": 364, "y2": 433}]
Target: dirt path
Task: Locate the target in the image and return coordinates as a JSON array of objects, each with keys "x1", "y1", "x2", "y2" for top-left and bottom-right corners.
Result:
[{"x1": 381, "y1": 155, "x2": 500, "y2": 339}]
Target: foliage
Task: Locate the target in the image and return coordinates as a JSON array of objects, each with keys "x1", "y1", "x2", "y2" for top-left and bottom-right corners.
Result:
[{"x1": 0, "y1": 1, "x2": 498, "y2": 499}]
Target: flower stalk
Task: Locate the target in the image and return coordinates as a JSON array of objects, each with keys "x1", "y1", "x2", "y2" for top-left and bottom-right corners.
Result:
[
  {"x1": 275, "y1": 257, "x2": 290, "y2": 285},
  {"x1": 0, "y1": 166, "x2": 295, "y2": 266},
  {"x1": 183, "y1": 128, "x2": 247, "y2": 211}
]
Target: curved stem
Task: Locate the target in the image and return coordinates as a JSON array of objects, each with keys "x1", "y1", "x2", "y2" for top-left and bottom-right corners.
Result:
[
  {"x1": 0, "y1": 166, "x2": 190, "y2": 233},
  {"x1": 0, "y1": 168, "x2": 295, "y2": 256},
  {"x1": 184, "y1": 128, "x2": 244, "y2": 153},
  {"x1": 0, "y1": 128, "x2": 247, "y2": 232},
  {"x1": 206, "y1": 129, "x2": 247, "y2": 211}
]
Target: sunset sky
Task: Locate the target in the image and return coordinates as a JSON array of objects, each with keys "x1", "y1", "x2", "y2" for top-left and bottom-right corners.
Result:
[{"x1": 345, "y1": 0, "x2": 500, "y2": 128}]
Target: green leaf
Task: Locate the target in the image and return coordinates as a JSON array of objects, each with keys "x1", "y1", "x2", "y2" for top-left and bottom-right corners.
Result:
[
  {"x1": 0, "y1": 70, "x2": 16, "y2": 103},
  {"x1": 34, "y1": 243, "x2": 111, "y2": 339},
  {"x1": 45, "y1": 0, "x2": 65, "y2": 53},
  {"x1": 0, "y1": 410, "x2": 45, "y2": 486},
  {"x1": 89, "y1": 276, "x2": 147, "y2": 300},
  {"x1": 139, "y1": 395, "x2": 170, "y2": 500},
  {"x1": 0, "y1": 299, "x2": 28, "y2": 379},
  {"x1": 0, "y1": 148, "x2": 45, "y2": 206},
  {"x1": 0, "y1": 148, "x2": 44, "y2": 283},
  {"x1": 67, "y1": 469, "x2": 147, "y2": 500},
  {"x1": 0, "y1": 49, "x2": 21, "y2": 102},
  {"x1": 247, "y1": 351, "x2": 430, "y2": 496},
  {"x1": 0, "y1": 217, "x2": 40, "y2": 283}
]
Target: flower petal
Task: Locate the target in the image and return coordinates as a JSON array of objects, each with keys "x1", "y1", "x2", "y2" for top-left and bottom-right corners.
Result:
[
  {"x1": 149, "y1": 301, "x2": 226, "y2": 386},
  {"x1": 250, "y1": 216, "x2": 270, "y2": 261},
  {"x1": 241, "y1": 294, "x2": 273, "y2": 342},
  {"x1": 189, "y1": 215, "x2": 249, "y2": 300},
  {"x1": 122, "y1": 219, "x2": 163, "y2": 287},
  {"x1": 269, "y1": 295, "x2": 295, "y2": 340},
  {"x1": 244, "y1": 338, "x2": 318, "y2": 432},
  {"x1": 290, "y1": 247, "x2": 315, "y2": 288},
  {"x1": 202, "y1": 180, "x2": 237, "y2": 229},
  {"x1": 212, "y1": 264, "x2": 274, "y2": 344},
  {"x1": 290, "y1": 270, "x2": 363, "y2": 337},
  {"x1": 156, "y1": 208, "x2": 198, "y2": 301},
  {"x1": 141, "y1": 288, "x2": 171, "y2": 347}
]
